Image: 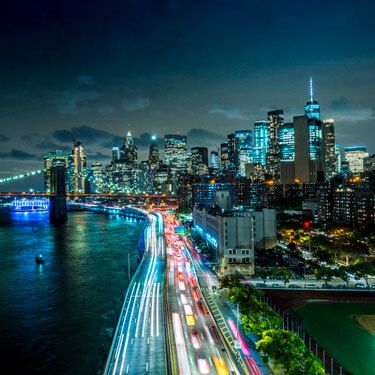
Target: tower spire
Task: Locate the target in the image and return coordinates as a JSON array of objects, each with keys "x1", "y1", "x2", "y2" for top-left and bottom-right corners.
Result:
[{"x1": 309, "y1": 76, "x2": 314, "y2": 102}]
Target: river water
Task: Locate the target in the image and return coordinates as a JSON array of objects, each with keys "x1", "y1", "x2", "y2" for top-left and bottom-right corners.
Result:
[{"x1": 0, "y1": 209, "x2": 141, "y2": 374}]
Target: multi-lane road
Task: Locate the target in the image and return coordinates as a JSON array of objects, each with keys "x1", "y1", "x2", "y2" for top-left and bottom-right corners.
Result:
[
  {"x1": 104, "y1": 212, "x2": 166, "y2": 375},
  {"x1": 164, "y1": 213, "x2": 239, "y2": 375}
]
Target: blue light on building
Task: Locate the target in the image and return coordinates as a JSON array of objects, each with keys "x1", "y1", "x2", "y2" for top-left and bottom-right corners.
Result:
[
  {"x1": 235, "y1": 130, "x2": 252, "y2": 176},
  {"x1": 304, "y1": 77, "x2": 321, "y2": 121},
  {"x1": 278, "y1": 123, "x2": 295, "y2": 161},
  {"x1": 309, "y1": 122, "x2": 322, "y2": 161},
  {"x1": 253, "y1": 121, "x2": 269, "y2": 166}
]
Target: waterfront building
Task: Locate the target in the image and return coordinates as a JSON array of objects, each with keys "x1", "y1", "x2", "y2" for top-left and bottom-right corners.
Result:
[
  {"x1": 68, "y1": 140, "x2": 87, "y2": 194},
  {"x1": 235, "y1": 130, "x2": 252, "y2": 177},
  {"x1": 344, "y1": 146, "x2": 368, "y2": 174},
  {"x1": 278, "y1": 123, "x2": 295, "y2": 184},
  {"x1": 253, "y1": 121, "x2": 269, "y2": 166},
  {"x1": 91, "y1": 162, "x2": 105, "y2": 193},
  {"x1": 43, "y1": 151, "x2": 70, "y2": 192}
]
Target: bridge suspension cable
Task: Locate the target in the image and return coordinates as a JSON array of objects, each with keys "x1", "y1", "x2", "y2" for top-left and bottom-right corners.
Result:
[{"x1": 0, "y1": 169, "x2": 44, "y2": 185}]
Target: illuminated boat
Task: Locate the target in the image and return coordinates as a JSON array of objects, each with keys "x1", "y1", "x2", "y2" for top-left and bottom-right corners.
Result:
[{"x1": 9, "y1": 198, "x2": 49, "y2": 212}]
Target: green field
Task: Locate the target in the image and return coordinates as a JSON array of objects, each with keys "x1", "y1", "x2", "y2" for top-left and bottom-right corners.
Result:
[{"x1": 298, "y1": 302, "x2": 375, "y2": 375}]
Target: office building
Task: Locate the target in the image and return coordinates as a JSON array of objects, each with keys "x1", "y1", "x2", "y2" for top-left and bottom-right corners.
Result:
[
  {"x1": 193, "y1": 206, "x2": 255, "y2": 275},
  {"x1": 322, "y1": 118, "x2": 337, "y2": 180},
  {"x1": 266, "y1": 109, "x2": 284, "y2": 180},
  {"x1": 164, "y1": 134, "x2": 188, "y2": 173},
  {"x1": 344, "y1": 146, "x2": 368, "y2": 174},
  {"x1": 335, "y1": 144, "x2": 341, "y2": 174},
  {"x1": 294, "y1": 115, "x2": 323, "y2": 183},
  {"x1": 112, "y1": 147, "x2": 121, "y2": 162},
  {"x1": 43, "y1": 151, "x2": 70, "y2": 193},
  {"x1": 278, "y1": 123, "x2": 295, "y2": 184},
  {"x1": 121, "y1": 131, "x2": 138, "y2": 165},
  {"x1": 148, "y1": 135, "x2": 160, "y2": 166},
  {"x1": 253, "y1": 121, "x2": 269, "y2": 166},
  {"x1": 235, "y1": 130, "x2": 252, "y2": 177},
  {"x1": 191, "y1": 147, "x2": 208, "y2": 176},
  {"x1": 304, "y1": 77, "x2": 321, "y2": 121},
  {"x1": 227, "y1": 133, "x2": 238, "y2": 173},
  {"x1": 210, "y1": 150, "x2": 220, "y2": 171},
  {"x1": 220, "y1": 143, "x2": 230, "y2": 171},
  {"x1": 70, "y1": 140, "x2": 87, "y2": 193}
]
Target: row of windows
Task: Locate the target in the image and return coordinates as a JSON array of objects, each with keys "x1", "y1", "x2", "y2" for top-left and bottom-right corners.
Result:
[
  {"x1": 228, "y1": 249, "x2": 251, "y2": 255},
  {"x1": 228, "y1": 258, "x2": 251, "y2": 264}
]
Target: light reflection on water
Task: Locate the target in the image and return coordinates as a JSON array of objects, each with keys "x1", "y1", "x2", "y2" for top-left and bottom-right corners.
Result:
[{"x1": 0, "y1": 209, "x2": 141, "y2": 374}]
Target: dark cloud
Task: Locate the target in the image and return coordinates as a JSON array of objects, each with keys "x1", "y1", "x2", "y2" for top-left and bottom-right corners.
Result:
[
  {"x1": 187, "y1": 128, "x2": 224, "y2": 148},
  {"x1": 209, "y1": 105, "x2": 248, "y2": 120},
  {"x1": 123, "y1": 98, "x2": 150, "y2": 111},
  {"x1": 34, "y1": 139, "x2": 71, "y2": 153},
  {"x1": 77, "y1": 74, "x2": 96, "y2": 86},
  {"x1": 86, "y1": 152, "x2": 111, "y2": 161},
  {"x1": 331, "y1": 97, "x2": 351, "y2": 110},
  {"x1": 0, "y1": 134, "x2": 10, "y2": 142},
  {"x1": 0, "y1": 149, "x2": 35, "y2": 160}
]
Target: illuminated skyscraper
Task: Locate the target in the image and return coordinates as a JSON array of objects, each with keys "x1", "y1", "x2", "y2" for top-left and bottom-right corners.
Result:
[
  {"x1": 278, "y1": 123, "x2": 295, "y2": 184},
  {"x1": 235, "y1": 130, "x2": 252, "y2": 177},
  {"x1": 210, "y1": 150, "x2": 219, "y2": 171},
  {"x1": 121, "y1": 131, "x2": 138, "y2": 165},
  {"x1": 294, "y1": 116, "x2": 323, "y2": 183},
  {"x1": 220, "y1": 143, "x2": 229, "y2": 171},
  {"x1": 335, "y1": 144, "x2": 341, "y2": 173},
  {"x1": 71, "y1": 140, "x2": 87, "y2": 193},
  {"x1": 344, "y1": 146, "x2": 368, "y2": 174},
  {"x1": 266, "y1": 109, "x2": 284, "y2": 180},
  {"x1": 253, "y1": 121, "x2": 269, "y2": 166},
  {"x1": 148, "y1": 135, "x2": 160, "y2": 166},
  {"x1": 304, "y1": 77, "x2": 321, "y2": 121},
  {"x1": 227, "y1": 133, "x2": 238, "y2": 173},
  {"x1": 322, "y1": 118, "x2": 337, "y2": 180},
  {"x1": 191, "y1": 147, "x2": 208, "y2": 176},
  {"x1": 164, "y1": 134, "x2": 188, "y2": 173},
  {"x1": 43, "y1": 151, "x2": 69, "y2": 192}
]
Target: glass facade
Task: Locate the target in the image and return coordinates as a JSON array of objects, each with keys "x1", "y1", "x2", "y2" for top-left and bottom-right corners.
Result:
[
  {"x1": 164, "y1": 134, "x2": 187, "y2": 172},
  {"x1": 235, "y1": 130, "x2": 252, "y2": 176},
  {"x1": 308, "y1": 122, "x2": 322, "y2": 160},
  {"x1": 278, "y1": 123, "x2": 295, "y2": 161},
  {"x1": 253, "y1": 121, "x2": 269, "y2": 166},
  {"x1": 304, "y1": 101, "x2": 321, "y2": 120}
]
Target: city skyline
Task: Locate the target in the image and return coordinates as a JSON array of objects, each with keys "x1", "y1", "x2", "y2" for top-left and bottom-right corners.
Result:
[{"x1": 1, "y1": 0, "x2": 375, "y2": 179}]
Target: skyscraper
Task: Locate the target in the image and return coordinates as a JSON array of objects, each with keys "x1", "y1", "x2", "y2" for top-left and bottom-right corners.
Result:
[
  {"x1": 335, "y1": 144, "x2": 341, "y2": 173},
  {"x1": 304, "y1": 77, "x2": 321, "y2": 121},
  {"x1": 148, "y1": 135, "x2": 160, "y2": 166},
  {"x1": 344, "y1": 146, "x2": 368, "y2": 174},
  {"x1": 293, "y1": 116, "x2": 323, "y2": 183},
  {"x1": 266, "y1": 109, "x2": 284, "y2": 180},
  {"x1": 278, "y1": 123, "x2": 295, "y2": 184},
  {"x1": 253, "y1": 121, "x2": 269, "y2": 166},
  {"x1": 71, "y1": 140, "x2": 87, "y2": 193},
  {"x1": 220, "y1": 143, "x2": 229, "y2": 171},
  {"x1": 210, "y1": 150, "x2": 219, "y2": 171},
  {"x1": 227, "y1": 133, "x2": 238, "y2": 173},
  {"x1": 43, "y1": 151, "x2": 70, "y2": 192},
  {"x1": 164, "y1": 134, "x2": 188, "y2": 173},
  {"x1": 191, "y1": 147, "x2": 209, "y2": 176},
  {"x1": 235, "y1": 130, "x2": 252, "y2": 177},
  {"x1": 322, "y1": 118, "x2": 337, "y2": 180},
  {"x1": 121, "y1": 131, "x2": 138, "y2": 165},
  {"x1": 112, "y1": 146, "x2": 121, "y2": 162}
]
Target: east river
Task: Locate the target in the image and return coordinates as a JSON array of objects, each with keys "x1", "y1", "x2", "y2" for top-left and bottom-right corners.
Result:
[{"x1": 0, "y1": 209, "x2": 142, "y2": 374}]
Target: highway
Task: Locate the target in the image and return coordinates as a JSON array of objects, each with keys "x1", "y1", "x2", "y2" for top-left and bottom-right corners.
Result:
[
  {"x1": 183, "y1": 240, "x2": 270, "y2": 375},
  {"x1": 104, "y1": 212, "x2": 166, "y2": 375},
  {"x1": 164, "y1": 213, "x2": 239, "y2": 375}
]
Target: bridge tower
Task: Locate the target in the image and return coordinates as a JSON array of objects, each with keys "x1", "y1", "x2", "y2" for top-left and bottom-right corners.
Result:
[{"x1": 49, "y1": 161, "x2": 67, "y2": 223}]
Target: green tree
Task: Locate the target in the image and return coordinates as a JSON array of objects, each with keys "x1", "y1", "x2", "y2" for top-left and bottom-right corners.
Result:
[
  {"x1": 219, "y1": 271, "x2": 243, "y2": 289},
  {"x1": 334, "y1": 266, "x2": 350, "y2": 286},
  {"x1": 256, "y1": 330, "x2": 325, "y2": 375},
  {"x1": 350, "y1": 260, "x2": 375, "y2": 288},
  {"x1": 315, "y1": 266, "x2": 335, "y2": 286},
  {"x1": 257, "y1": 268, "x2": 272, "y2": 284}
]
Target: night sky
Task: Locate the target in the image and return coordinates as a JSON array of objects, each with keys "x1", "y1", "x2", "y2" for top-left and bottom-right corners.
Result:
[{"x1": 1, "y1": 0, "x2": 375, "y2": 189}]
